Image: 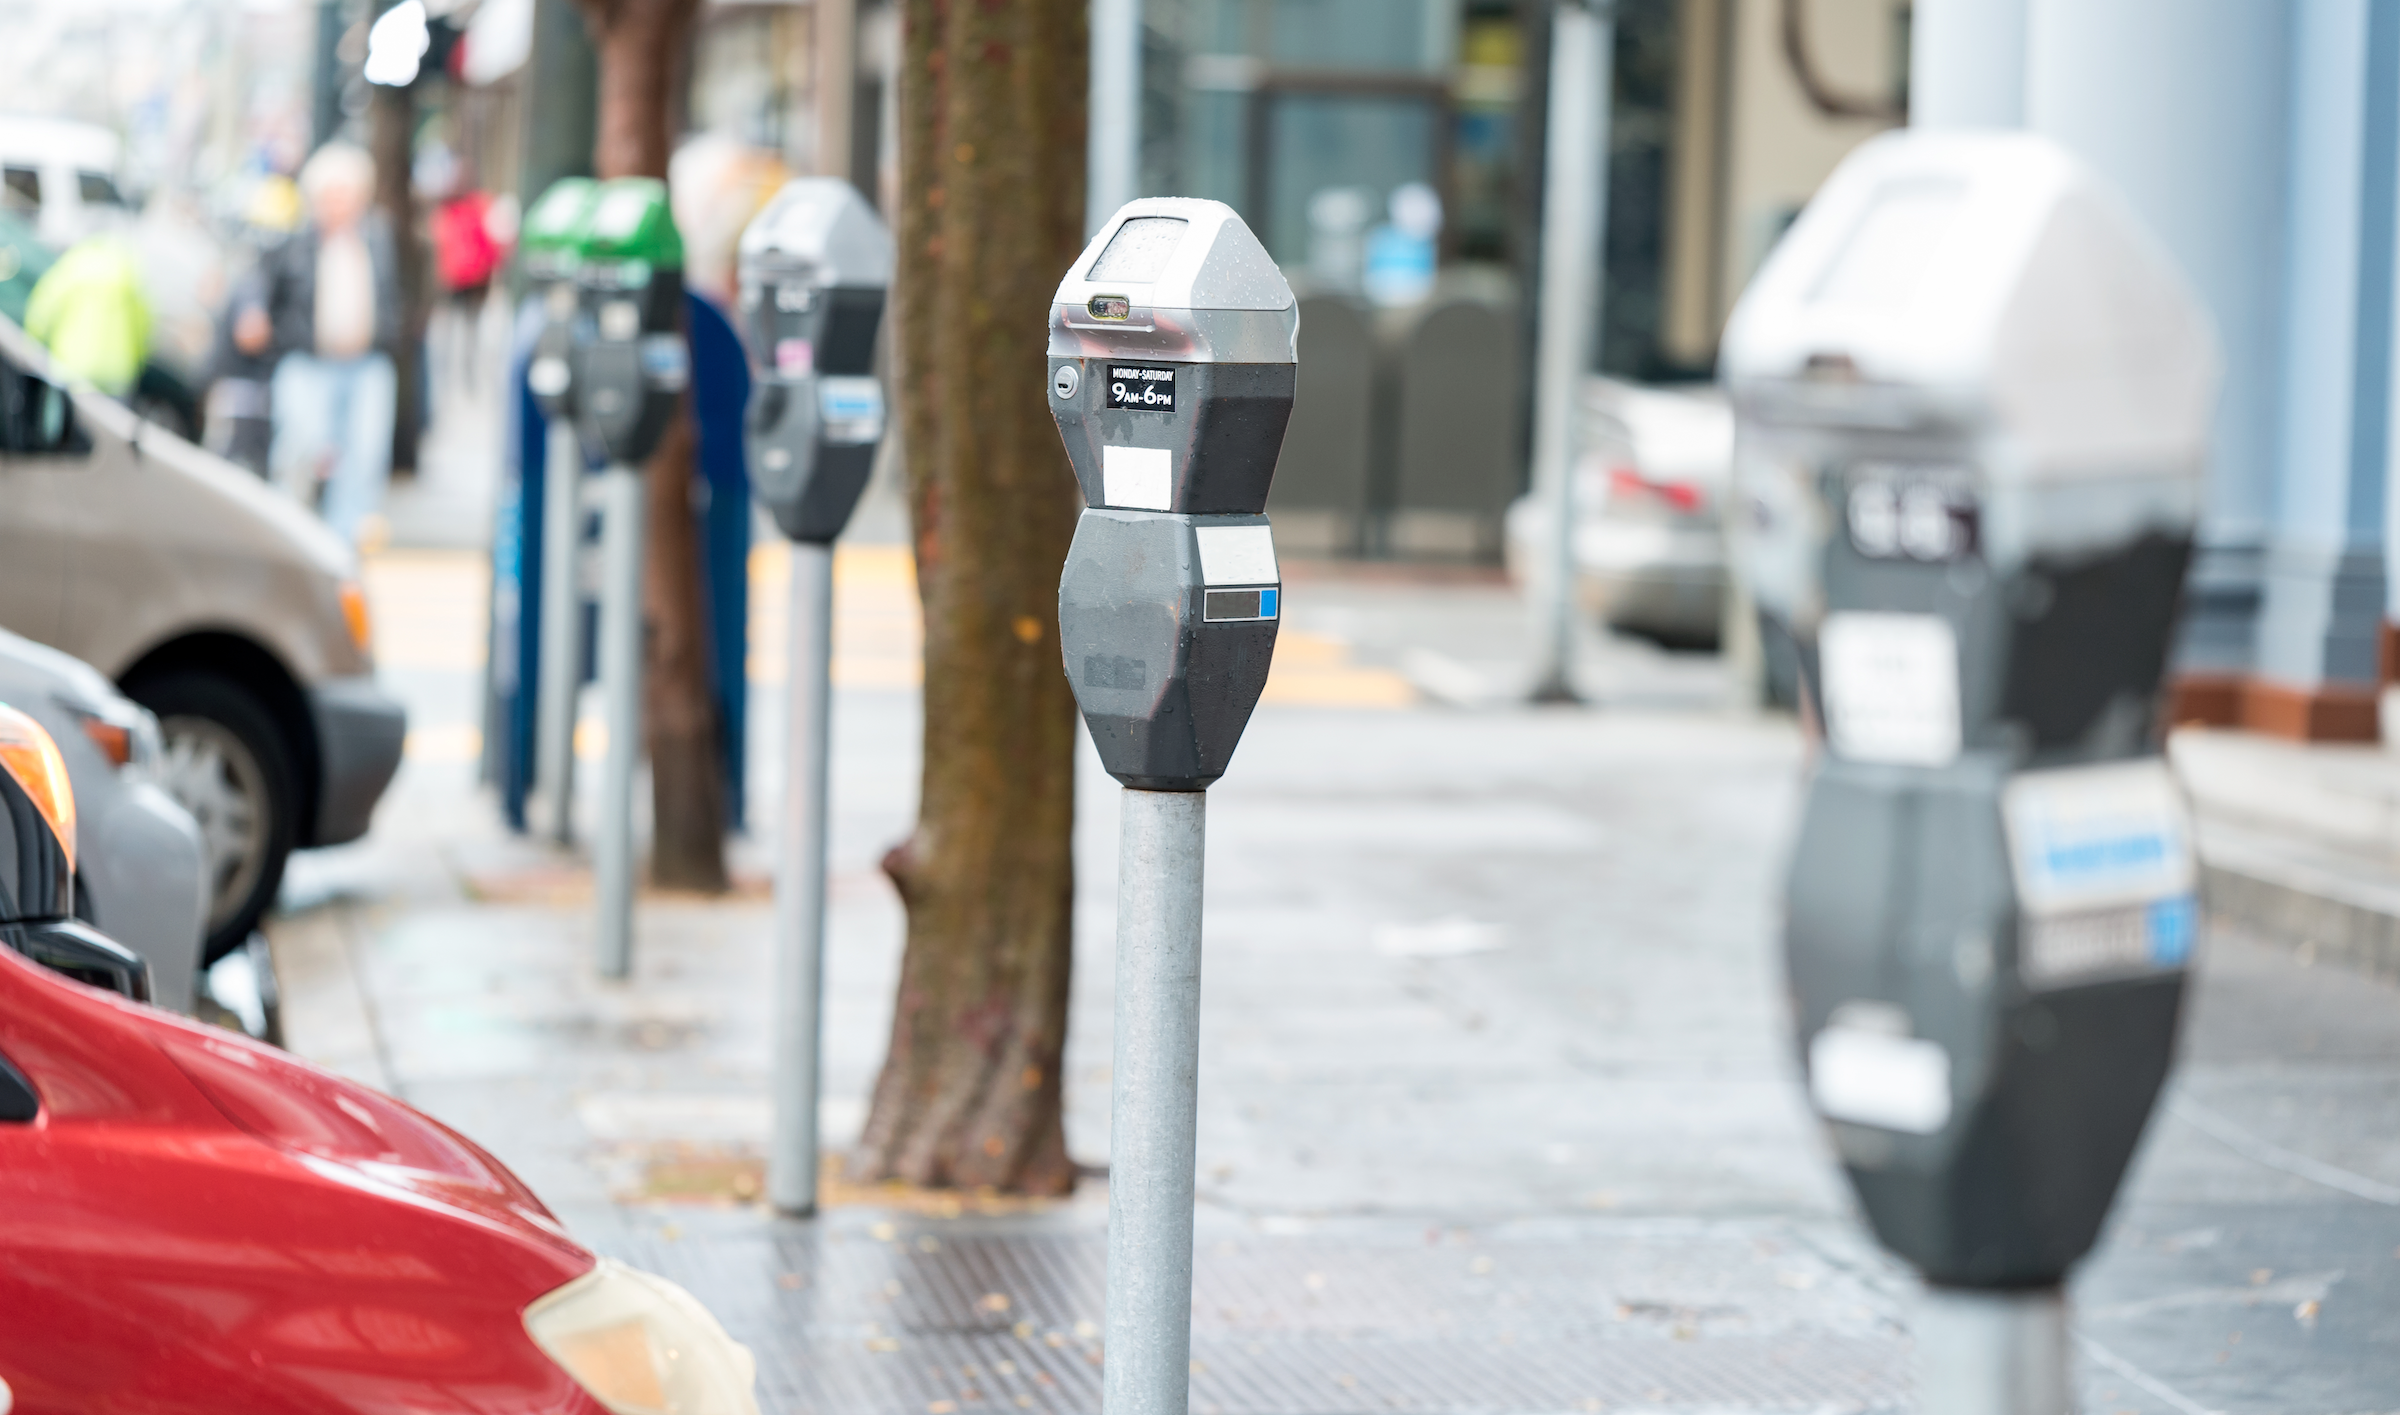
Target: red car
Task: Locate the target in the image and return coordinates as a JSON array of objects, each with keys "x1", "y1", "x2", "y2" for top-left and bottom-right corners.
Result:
[{"x1": 0, "y1": 704, "x2": 761, "y2": 1414}]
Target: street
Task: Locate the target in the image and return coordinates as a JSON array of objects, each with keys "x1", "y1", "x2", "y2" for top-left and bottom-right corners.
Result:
[{"x1": 268, "y1": 540, "x2": 2400, "y2": 1415}]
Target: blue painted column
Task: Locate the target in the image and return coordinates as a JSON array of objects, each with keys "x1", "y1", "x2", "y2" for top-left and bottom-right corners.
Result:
[
  {"x1": 1909, "y1": 0, "x2": 2028, "y2": 129},
  {"x1": 2251, "y1": 0, "x2": 2398, "y2": 736},
  {"x1": 2024, "y1": 0, "x2": 2294, "y2": 711}
]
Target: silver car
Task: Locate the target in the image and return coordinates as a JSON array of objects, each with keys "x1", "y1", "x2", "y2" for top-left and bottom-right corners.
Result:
[
  {"x1": 1509, "y1": 379, "x2": 1735, "y2": 649},
  {"x1": 0, "y1": 315, "x2": 404, "y2": 962},
  {"x1": 0, "y1": 628, "x2": 207, "y2": 1011}
]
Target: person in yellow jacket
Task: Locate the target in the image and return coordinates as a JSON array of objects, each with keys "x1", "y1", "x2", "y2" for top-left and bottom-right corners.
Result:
[{"x1": 23, "y1": 234, "x2": 150, "y2": 398}]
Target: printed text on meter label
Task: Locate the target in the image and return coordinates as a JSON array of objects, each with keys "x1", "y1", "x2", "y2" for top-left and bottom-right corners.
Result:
[{"x1": 1107, "y1": 365, "x2": 1177, "y2": 411}]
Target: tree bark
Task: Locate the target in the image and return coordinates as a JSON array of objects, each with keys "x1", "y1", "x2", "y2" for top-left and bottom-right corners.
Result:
[
  {"x1": 569, "y1": 0, "x2": 729, "y2": 892},
  {"x1": 850, "y1": 0, "x2": 1087, "y2": 1195}
]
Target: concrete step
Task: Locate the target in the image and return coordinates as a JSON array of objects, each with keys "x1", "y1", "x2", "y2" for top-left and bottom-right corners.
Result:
[{"x1": 2172, "y1": 728, "x2": 2400, "y2": 981}]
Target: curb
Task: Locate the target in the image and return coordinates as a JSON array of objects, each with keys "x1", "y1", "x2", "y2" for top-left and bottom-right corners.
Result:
[{"x1": 2202, "y1": 859, "x2": 2400, "y2": 983}]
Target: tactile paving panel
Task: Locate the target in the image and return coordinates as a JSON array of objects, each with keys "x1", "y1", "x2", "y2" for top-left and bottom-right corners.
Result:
[{"x1": 605, "y1": 1218, "x2": 1910, "y2": 1414}]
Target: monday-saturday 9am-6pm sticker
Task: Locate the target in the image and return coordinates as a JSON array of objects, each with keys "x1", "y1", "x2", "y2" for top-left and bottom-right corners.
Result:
[{"x1": 1107, "y1": 365, "x2": 1176, "y2": 412}]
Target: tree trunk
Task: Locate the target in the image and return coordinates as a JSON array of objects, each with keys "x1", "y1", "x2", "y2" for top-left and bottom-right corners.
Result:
[
  {"x1": 368, "y1": 72, "x2": 421, "y2": 475},
  {"x1": 570, "y1": 0, "x2": 729, "y2": 892},
  {"x1": 640, "y1": 410, "x2": 728, "y2": 888},
  {"x1": 850, "y1": 0, "x2": 1087, "y2": 1196}
]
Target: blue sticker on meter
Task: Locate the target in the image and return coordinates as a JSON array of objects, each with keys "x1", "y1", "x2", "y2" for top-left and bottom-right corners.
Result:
[
  {"x1": 1107, "y1": 365, "x2": 1176, "y2": 412},
  {"x1": 2147, "y1": 895, "x2": 2196, "y2": 967}
]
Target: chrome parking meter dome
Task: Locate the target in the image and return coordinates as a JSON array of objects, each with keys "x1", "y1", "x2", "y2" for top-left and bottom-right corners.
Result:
[
  {"x1": 1049, "y1": 199, "x2": 1299, "y2": 790},
  {"x1": 737, "y1": 178, "x2": 893, "y2": 543},
  {"x1": 1723, "y1": 132, "x2": 2219, "y2": 1413}
]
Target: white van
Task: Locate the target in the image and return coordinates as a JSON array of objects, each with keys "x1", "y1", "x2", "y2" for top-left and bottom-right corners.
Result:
[{"x1": 0, "y1": 116, "x2": 133, "y2": 247}]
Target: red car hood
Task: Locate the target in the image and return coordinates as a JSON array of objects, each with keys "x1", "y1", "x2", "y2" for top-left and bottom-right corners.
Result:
[
  {"x1": 0, "y1": 942, "x2": 582, "y2": 1259},
  {"x1": 0, "y1": 944, "x2": 603, "y2": 1412}
]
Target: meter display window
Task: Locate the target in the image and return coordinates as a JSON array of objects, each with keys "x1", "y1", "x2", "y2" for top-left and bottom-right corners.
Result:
[
  {"x1": 1087, "y1": 217, "x2": 1188, "y2": 282},
  {"x1": 1810, "y1": 179, "x2": 1964, "y2": 311}
]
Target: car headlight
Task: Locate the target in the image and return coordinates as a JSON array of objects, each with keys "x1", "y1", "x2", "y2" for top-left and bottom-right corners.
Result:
[{"x1": 523, "y1": 1258, "x2": 761, "y2": 1415}]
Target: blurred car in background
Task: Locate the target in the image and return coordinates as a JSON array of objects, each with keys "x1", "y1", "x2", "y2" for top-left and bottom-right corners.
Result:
[
  {"x1": 0, "y1": 116, "x2": 132, "y2": 248},
  {"x1": 1507, "y1": 378, "x2": 1735, "y2": 650},
  {"x1": 0, "y1": 629, "x2": 206, "y2": 1013},
  {"x1": 0, "y1": 725, "x2": 762, "y2": 1414},
  {"x1": 0, "y1": 314, "x2": 403, "y2": 962}
]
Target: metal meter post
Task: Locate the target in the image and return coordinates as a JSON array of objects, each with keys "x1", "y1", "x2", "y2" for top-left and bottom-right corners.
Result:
[
  {"x1": 1048, "y1": 199, "x2": 1297, "y2": 1415},
  {"x1": 570, "y1": 177, "x2": 689, "y2": 980},
  {"x1": 521, "y1": 177, "x2": 600, "y2": 845},
  {"x1": 734, "y1": 179, "x2": 894, "y2": 1217},
  {"x1": 1720, "y1": 133, "x2": 2218, "y2": 1415}
]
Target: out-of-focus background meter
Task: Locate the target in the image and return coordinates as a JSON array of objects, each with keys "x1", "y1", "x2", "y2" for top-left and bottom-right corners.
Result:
[
  {"x1": 520, "y1": 177, "x2": 598, "y2": 423},
  {"x1": 1049, "y1": 197, "x2": 1297, "y2": 790},
  {"x1": 565, "y1": 176, "x2": 688, "y2": 981},
  {"x1": 1722, "y1": 132, "x2": 2218, "y2": 1414},
  {"x1": 572, "y1": 177, "x2": 687, "y2": 465},
  {"x1": 735, "y1": 178, "x2": 893, "y2": 1219},
  {"x1": 737, "y1": 178, "x2": 892, "y2": 542},
  {"x1": 1047, "y1": 197, "x2": 1296, "y2": 1415}
]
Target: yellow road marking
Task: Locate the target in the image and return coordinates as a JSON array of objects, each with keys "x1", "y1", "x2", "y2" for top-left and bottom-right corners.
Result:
[{"x1": 370, "y1": 542, "x2": 1414, "y2": 710}]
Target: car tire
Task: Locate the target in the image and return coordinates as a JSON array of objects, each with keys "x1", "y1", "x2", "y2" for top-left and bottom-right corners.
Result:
[{"x1": 129, "y1": 672, "x2": 298, "y2": 966}]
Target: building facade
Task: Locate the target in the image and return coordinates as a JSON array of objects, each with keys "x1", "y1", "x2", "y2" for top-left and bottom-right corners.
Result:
[{"x1": 1920, "y1": 0, "x2": 2395, "y2": 740}]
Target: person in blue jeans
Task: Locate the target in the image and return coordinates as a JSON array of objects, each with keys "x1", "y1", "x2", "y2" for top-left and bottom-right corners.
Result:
[{"x1": 229, "y1": 144, "x2": 402, "y2": 546}]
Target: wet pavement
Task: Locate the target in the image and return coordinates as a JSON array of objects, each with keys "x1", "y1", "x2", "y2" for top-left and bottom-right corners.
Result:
[{"x1": 269, "y1": 540, "x2": 2400, "y2": 1414}]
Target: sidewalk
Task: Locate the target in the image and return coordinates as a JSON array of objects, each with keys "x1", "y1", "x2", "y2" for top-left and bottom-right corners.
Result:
[{"x1": 267, "y1": 548, "x2": 2400, "y2": 1415}]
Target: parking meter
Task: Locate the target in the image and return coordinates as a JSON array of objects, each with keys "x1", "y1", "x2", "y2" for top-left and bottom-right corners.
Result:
[
  {"x1": 572, "y1": 177, "x2": 688, "y2": 466},
  {"x1": 1048, "y1": 198, "x2": 1296, "y2": 1415},
  {"x1": 737, "y1": 178, "x2": 893, "y2": 543},
  {"x1": 1721, "y1": 133, "x2": 2216, "y2": 1413},
  {"x1": 570, "y1": 177, "x2": 687, "y2": 980},
  {"x1": 521, "y1": 177, "x2": 598, "y2": 422},
  {"x1": 734, "y1": 179, "x2": 893, "y2": 1217},
  {"x1": 518, "y1": 179, "x2": 600, "y2": 846},
  {"x1": 1050, "y1": 198, "x2": 1298, "y2": 790}
]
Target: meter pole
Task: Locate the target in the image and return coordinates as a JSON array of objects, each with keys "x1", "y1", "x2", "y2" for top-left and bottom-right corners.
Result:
[
  {"x1": 532, "y1": 422, "x2": 583, "y2": 843},
  {"x1": 768, "y1": 539, "x2": 836, "y2": 1215},
  {"x1": 1104, "y1": 787, "x2": 1206, "y2": 1415},
  {"x1": 1918, "y1": 1286, "x2": 2070, "y2": 1415},
  {"x1": 593, "y1": 460, "x2": 647, "y2": 979},
  {"x1": 1525, "y1": 0, "x2": 1615, "y2": 703}
]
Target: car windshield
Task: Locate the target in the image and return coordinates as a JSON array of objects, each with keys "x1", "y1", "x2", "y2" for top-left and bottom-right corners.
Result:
[{"x1": 75, "y1": 172, "x2": 125, "y2": 209}]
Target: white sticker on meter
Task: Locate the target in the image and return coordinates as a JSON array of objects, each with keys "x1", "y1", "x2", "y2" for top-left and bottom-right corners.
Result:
[
  {"x1": 1808, "y1": 1025, "x2": 1952, "y2": 1134},
  {"x1": 2003, "y1": 760, "x2": 2199, "y2": 985},
  {"x1": 1194, "y1": 525, "x2": 1277, "y2": 586},
  {"x1": 1818, "y1": 612, "x2": 1961, "y2": 766},
  {"x1": 1102, "y1": 446, "x2": 1173, "y2": 510}
]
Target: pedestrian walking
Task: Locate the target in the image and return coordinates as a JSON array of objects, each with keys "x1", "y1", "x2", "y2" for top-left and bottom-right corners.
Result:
[
  {"x1": 229, "y1": 143, "x2": 401, "y2": 546},
  {"x1": 22, "y1": 232, "x2": 150, "y2": 398},
  {"x1": 430, "y1": 187, "x2": 504, "y2": 396}
]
